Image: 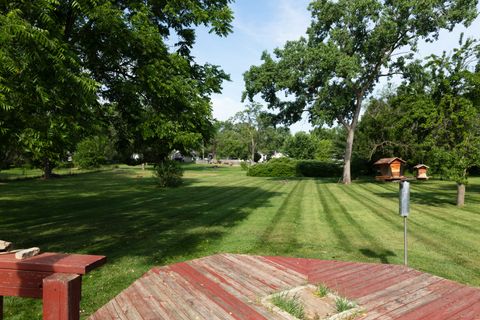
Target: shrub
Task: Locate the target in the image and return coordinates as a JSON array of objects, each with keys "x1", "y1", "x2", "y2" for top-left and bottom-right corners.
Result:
[
  {"x1": 73, "y1": 136, "x2": 116, "y2": 169},
  {"x1": 247, "y1": 158, "x2": 342, "y2": 178},
  {"x1": 297, "y1": 160, "x2": 342, "y2": 177},
  {"x1": 247, "y1": 157, "x2": 297, "y2": 177},
  {"x1": 154, "y1": 160, "x2": 184, "y2": 187},
  {"x1": 240, "y1": 161, "x2": 249, "y2": 171}
]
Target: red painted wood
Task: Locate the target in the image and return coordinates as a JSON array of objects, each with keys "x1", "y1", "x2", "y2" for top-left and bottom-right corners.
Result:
[
  {"x1": 451, "y1": 297, "x2": 480, "y2": 319},
  {"x1": 387, "y1": 281, "x2": 467, "y2": 320},
  {"x1": 0, "y1": 269, "x2": 53, "y2": 298},
  {"x1": 43, "y1": 273, "x2": 82, "y2": 320},
  {"x1": 341, "y1": 267, "x2": 417, "y2": 298},
  {"x1": 312, "y1": 263, "x2": 377, "y2": 286},
  {"x1": 262, "y1": 256, "x2": 312, "y2": 275},
  {"x1": 365, "y1": 278, "x2": 456, "y2": 320},
  {"x1": 345, "y1": 266, "x2": 415, "y2": 298},
  {"x1": 418, "y1": 287, "x2": 480, "y2": 320},
  {"x1": 0, "y1": 253, "x2": 106, "y2": 274},
  {"x1": 204, "y1": 255, "x2": 281, "y2": 297},
  {"x1": 188, "y1": 256, "x2": 269, "y2": 299},
  {"x1": 317, "y1": 264, "x2": 392, "y2": 295},
  {"x1": 169, "y1": 262, "x2": 268, "y2": 320},
  {"x1": 187, "y1": 260, "x2": 260, "y2": 300},
  {"x1": 92, "y1": 255, "x2": 480, "y2": 320},
  {"x1": 219, "y1": 254, "x2": 287, "y2": 291}
]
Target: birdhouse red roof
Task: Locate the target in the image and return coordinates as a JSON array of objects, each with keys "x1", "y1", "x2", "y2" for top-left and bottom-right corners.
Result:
[{"x1": 373, "y1": 157, "x2": 406, "y2": 165}]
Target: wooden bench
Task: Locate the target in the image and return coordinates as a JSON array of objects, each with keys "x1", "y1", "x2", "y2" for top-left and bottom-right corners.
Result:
[{"x1": 0, "y1": 252, "x2": 106, "y2": 320}]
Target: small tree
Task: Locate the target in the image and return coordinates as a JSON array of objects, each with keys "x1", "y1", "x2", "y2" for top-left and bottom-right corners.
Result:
[
  {"x1": 233, "y1": 103, "x2": 265, "y2": 162},
  {"x1": 396, "y1": 38, "x2": 480, "y2": 206},
  {"x1": 73, "y1": 136, "x2": 116, "y2": 169},
  {"x1": 284, "y1": 132, "x2": 317, "y2": 160}
]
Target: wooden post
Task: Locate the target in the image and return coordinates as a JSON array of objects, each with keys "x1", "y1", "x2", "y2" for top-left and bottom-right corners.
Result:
[{"x1": 43, "y1": 274, "x2": 81, "y2": 320}]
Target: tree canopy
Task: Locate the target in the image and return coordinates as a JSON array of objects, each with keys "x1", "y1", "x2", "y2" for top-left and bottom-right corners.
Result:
[
  {"x1": 0, "y1": 0, "x2": 234, "y2": 177},
  {"x1": 243, "y1": 0, "x2": 478, "y2": 184}
]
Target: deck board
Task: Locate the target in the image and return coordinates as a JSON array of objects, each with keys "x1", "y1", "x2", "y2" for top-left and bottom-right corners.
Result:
[{"x1": 90, "y1": 254, "x2": 480, "y2": 320}]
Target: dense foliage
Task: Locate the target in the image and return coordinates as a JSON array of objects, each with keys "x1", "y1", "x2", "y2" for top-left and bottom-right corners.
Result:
[
  {"x1": 296, "y1": 160, "x2": 342, "y2": 178},
  {"x1": 247, "y1": 158, "x2": 342, "y2": 178},
  {"x1": 247, "y1": 158, "x2": 298, "y2": 177},
  {"x1": 0, "y1": 0, "x2": 234, "y2": 177},
  {"x1": 356, "y1": 38, "x2": 480, "y2": 205},
  {"x1": 73, "y1": 136, "x2": 116, "y2": 169},
  {"x1": 208, "y1": 108, "x2": 291, "y2": 161}
]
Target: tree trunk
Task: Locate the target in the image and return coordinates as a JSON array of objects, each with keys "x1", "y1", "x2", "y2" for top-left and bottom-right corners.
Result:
[
  {"x1": 251, "y1": 137, "x2": 255, "y2": 163},
  {"x1": 342, "y1": 127, "x2": 355, "y2": 184},
  {"x1": 456, "y1": 183, "x2": 465, "y2": 207},
  {"x1": 43, "y1": 158, "x2": 52, "y2": 179}
]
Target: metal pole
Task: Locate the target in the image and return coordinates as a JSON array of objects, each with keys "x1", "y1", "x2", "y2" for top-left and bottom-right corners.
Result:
[{"x1": 404, "y1": 216, "x2": 408, "y2": 266}]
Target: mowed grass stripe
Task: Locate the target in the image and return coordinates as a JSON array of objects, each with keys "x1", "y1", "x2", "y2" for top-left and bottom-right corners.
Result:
[
  {"x1": 0, "y1": 175, "x2": 263, "y2": 250},
  {"x1": 340, "y1": 183, "x2": 469, "y2": 270},
  {"x1": 315, "y1": 183, "x2": 355, "y2": 255},
  {"x1": 296, "y1": 179, "x2": 327, "y2": 255},
  {"x1": 343, "y1": 184, "x2": 477, "y2": 280},
  {"x1": 1, "y1": 166, "x2": 480, "y2": 319},
  {"x1": 358, "y1": 182, "x2": 480, "y2": 250},
  {"x1": 347, "y1": 183, "x2": 479, "y2": 275},
  {"x1": 350, "y1": 183, "x2": 472, "y2": 250},
  {"x1": 324, "y1": 184, "x2": 400, "y2": 263},
  {"x1": 253, "y1": 180, "x2": 304, "y2": 254},
  {"x1": 214, "y1": 179, "x2": 295, "y2": 253}
]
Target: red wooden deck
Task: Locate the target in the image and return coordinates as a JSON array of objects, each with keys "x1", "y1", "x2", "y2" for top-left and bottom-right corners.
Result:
[{"x1": 90, "y1": 254, "x2": 480, "y2": 320}]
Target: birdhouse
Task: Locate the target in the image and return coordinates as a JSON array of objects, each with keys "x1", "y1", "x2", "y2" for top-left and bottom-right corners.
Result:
[
  {"x1": 414, "y1": 164, "x2": 429, "y2": 180},
  {"x1": 374, "y1": 157, "x2": 406, "y2": 181}
]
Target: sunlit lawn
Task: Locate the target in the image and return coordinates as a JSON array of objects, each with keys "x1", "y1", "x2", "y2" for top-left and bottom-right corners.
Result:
[{"x1": 1, "y1": 164, "x2": 479, "y2": 319}]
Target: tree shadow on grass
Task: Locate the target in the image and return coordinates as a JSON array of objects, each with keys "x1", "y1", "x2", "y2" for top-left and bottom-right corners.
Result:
[
  {"x1": 0, "y1": 169, "x2": 285, "y2": 317},
  {"x1": 0, "y1": 170, "x2": 280, "y2": 266},
  {"x1": 371, "y1": 189, "x2": 457, "y2": 207},
  {"x1": 359, "y1": 248, "x2": 397, "y2": 264}
]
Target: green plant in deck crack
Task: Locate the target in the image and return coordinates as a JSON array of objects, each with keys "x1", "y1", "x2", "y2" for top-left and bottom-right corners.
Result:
[
  {"x1": 314, "y1": 283, "x2": 329, "y2": 297},
  {"x1": 271, "y1": 293, "x2": 305, "y2": 319},
  {"x1": 335, "y1": 296, "x2": 356, "y2": 312}
]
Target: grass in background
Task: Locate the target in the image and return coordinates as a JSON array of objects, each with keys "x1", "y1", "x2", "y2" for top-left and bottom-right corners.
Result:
[{"x1": 1, "y1": 164, "x2": 480, "y2": 319}]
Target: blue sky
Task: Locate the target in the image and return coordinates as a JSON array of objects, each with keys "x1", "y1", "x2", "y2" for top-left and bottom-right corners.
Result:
[{"x1": 190, "y1": 0, "x2": 480, "y2": 133}]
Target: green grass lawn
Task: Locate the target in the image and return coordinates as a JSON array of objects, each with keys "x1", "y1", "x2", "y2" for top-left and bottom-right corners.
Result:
[{"x1": 1, "y1": 164, "x2": 479, "y2": 319}]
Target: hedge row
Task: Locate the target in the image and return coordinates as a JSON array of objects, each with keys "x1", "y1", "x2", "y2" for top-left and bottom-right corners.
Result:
[{"x1": 247, "y1": 158, "x2": 342, "y2": 178}]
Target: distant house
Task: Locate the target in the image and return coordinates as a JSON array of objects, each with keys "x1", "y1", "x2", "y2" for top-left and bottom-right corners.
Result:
[
  {"x1": 171, "y1": 150, "x2": 195, "y2": 163},
  {"x1": 374, "y1": 157, "x2": 406, "y2": 181},
  {"x1": 271, "y1": 151, "x2": 286, "y2": 159}
]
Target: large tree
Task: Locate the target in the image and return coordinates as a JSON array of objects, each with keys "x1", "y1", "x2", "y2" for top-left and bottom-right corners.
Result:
[
  {"x1": 243, "y1": 0, "x2": 478, "y2": 184},
  {"x1": 0, "y1": 0, "x2": 233, "y2": 176}
]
